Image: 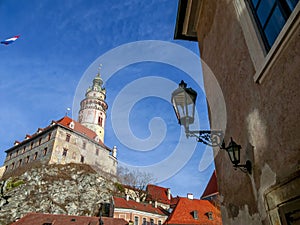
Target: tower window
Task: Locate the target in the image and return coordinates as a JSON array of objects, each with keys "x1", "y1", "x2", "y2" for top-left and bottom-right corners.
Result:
[
  {"x1": 22, "y1": 146, "x2": 26, "y2": 153},
  {"x1": 11, "y1": 162, "x2": 15, "y2": 169},
  {"x1": 96, "y1": 148, "x2": 99, "y2": 156},
  {"x1": 26, "y1": 156, "x2": 30, "y2": 163},
  {"x1": 48, "y1": 133, "x2": 51, "y2": 141},
  {"x1": 82, "y1": 141, "x2": 86, "y2": 149},
  {"x1": 9, "y1": 153, "x2": 12, "y2": 159},
  {"x1": 62, "y1": 148, "x2": 68, "y2": 157},
  {"x1": 31, "y1": 142, "x2": 34, "y2": 149},
  {"x1": 66, "y1": 134, "x2": 71, "y2": 142},
  {"x1": 80, "y1": 155, "x2": 85, "y2": 163},
  {"x1": 39, "y1": 138, "x2": 42, "y2": 145},
  {"x1": 98, "y1": 116, "x2": 103, "y2": 126}
]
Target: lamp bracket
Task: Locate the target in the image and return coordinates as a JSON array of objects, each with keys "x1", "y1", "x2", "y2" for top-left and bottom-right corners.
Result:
[
  {"x1": 186, "y1": 130, "x2": 224, "y2": 147},
  {"x1": 233, "y1": 160, "x2": 252, "y2": 174}
]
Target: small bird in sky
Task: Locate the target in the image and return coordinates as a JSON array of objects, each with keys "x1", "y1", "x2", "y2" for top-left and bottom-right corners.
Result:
[{"x1": 1, "y1": 35, "x2": 20, "y2": 45}]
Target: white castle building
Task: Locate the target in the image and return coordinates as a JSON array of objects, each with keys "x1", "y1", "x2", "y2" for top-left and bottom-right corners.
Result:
[{"x1": 2, "y1": 72, "x2": 117, "y2": 177}]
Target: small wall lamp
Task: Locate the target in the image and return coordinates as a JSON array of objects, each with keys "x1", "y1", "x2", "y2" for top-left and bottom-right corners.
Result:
[
  {"x1": 171, "y1": 80, "x2": 252, "y2": 174},
  {"x1": 221, "y1": 138, "x2": 252, "y2": 174}
]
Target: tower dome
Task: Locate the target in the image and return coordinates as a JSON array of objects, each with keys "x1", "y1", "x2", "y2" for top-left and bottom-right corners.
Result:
[{"x1": 78, "y1": 70, "x2": 108, "y2": 143}]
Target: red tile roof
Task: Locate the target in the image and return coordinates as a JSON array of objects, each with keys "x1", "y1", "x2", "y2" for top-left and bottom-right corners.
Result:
[
  {"x1": 11, "y1": 213, "x2": 128, "y2": 225},
  {"x1": 164, "y1": 198, "x2": 222, "y2": 225},
  {"x1": 55, "y1": 116, "x2": 106, "y2": 147},
  {"x1": 113, "y1": 196, "x2": 168, "y2": 216},
  {"x1": 146, "y1": 184, "x2": 177, "y2": 205},
  {"x1": 6, "y1": 116, "x2": 108, "y2": 153},
  {"x1": 201, "y1": 171, "x2": 218, "y2": 199}
]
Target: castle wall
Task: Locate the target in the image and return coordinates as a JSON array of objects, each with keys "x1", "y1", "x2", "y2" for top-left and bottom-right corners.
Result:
[
  {"x1": 3, "y1": 128, "x2": 56, "y2": 174},
  {"x1": 50, "y1": 126, "x2": 117, "y2": 175}
]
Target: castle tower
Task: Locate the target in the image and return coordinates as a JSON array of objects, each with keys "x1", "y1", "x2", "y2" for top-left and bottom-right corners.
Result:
[{"x1": 78, "y1": 70, "x2": 108, "y2": 143}]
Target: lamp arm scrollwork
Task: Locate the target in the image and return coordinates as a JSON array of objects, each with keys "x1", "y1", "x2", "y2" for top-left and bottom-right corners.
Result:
[{"x1": 186, "y1": 130, "x2": 224, "y2": 147}]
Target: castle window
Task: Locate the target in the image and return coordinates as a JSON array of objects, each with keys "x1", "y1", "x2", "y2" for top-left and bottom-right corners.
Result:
[
  {"x1": 80, "y1": 155, "x2": 85, "y2": 163},
  {"x1": 66, "y1": 134, "x2": 71, "y2": 142},
  {"x1": 98, "y1": 116, "x2": 103, "y2": 126},
  {"x1": 143, "y1": 218, "x2": 146, "y2": 225},
  {"x1": 82, "y1": 141, "x2": 86, "y2": 150},
  {"x1": 18, "y1": 159, "x2": 22, "y2": 167},
  {"x1": 62, "y1": 148, "x2": 68, "y2": 157},
  {"x1": 33, "y1": 152, "x2": 38, "y2": 160},
  {"x1": 26, "y1": 156, "x2": 30, "y2": 163},
  {"x1": 11, "y1": 162, "x2": 15, "y2": 169},
  {"x1": 22, "y1": 146, "x2": 26, "y2": 153},
  {"x1": 158, "y1": 220, "x2": 162, "y2": 225},
  {"x1": 31, "y1": 142, "x2": 34, "y2": 149},
  {"x1": 48, "y1": 133, "x2": 51, "y2": 141},
  {"x1": 43, "y1": 147, "x2": 48, "y2": 156},
  {"x1": 8, "y1": 153, "x2": 12, "y2": 160},
  {"x1": 134, "y1": 216, "x2": 139, "y2": 225},
  {"x1": 5, "y1": 165, "x2": 8, "y2": 172},
  {"x1": 96, "y1": 148, "x2": 99, "y2": 156},
  {"x1": 39, "y1": 138, "x2": 42, "y2": 145},
  {"x1": 16, "y1": 149, "x2": 19, "y2": 156},
  {"x1": 150, "y1": 219, "x2": 154, "y2": 225}
]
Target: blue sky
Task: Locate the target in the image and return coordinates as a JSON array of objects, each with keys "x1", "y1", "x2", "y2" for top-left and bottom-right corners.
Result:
[{"x1": 0, "y1": 0, "x2": 215, "y2": 198}]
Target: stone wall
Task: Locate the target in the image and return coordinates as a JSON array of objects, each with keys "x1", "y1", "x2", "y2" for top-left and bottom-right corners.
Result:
[{"x1": 196, "y1": 0, "x2": 300, "y2": 224}]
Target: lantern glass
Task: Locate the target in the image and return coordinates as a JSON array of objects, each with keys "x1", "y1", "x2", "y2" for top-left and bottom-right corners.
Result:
[
  {"x1": 171, "y1": 80, "x2": 197, "y2": 129},
  {"x1": 226, "y1": 138, "x2": 241, "y2": 165}
]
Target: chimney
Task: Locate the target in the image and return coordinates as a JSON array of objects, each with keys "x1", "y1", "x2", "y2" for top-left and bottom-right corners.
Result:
[
  {"x1": 14, "y1": 141, "x2": 20, "y2": 146},
  {"x1": 154, "y1": 201, "x2": 158, "y2": 208},
  {"x1": 112, "y1": 146, "x2": 117, "y2": 158},
  {"x1": 187, "y1": 193, "x2": 193, "y2": 200},
  {"x1": 126, "y1": 194, "x2": 129, "y2": 201},
  {"x1": 135, "y1": 197, "x2": 140, "y2": 203},
  {"x1": 167, "y1": 188, "x2": 171, "y2": 200}
]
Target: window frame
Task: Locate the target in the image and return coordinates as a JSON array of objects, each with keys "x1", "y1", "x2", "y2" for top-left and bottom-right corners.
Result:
[
  {"x1": 247, "y1": 0, "x2": 298, "y2": 51},
  {"x1": 233, "y1": 0, "x2": 300, "y2": 83}
]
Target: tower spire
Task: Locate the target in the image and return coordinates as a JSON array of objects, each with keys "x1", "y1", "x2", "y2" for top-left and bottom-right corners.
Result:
[{"x1": 78, "y1": 65, "x2": 108, "y2": 143}]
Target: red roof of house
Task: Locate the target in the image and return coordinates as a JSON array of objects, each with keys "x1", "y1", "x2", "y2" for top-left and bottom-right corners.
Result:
[
  {"x1": 201, "y1": 171, "x2": 218, "y2": 199},
  {"x1": 164, "y1": 198, "x2": 222, "y2": 225},
  {"x1": 113, "y1": 196, "x2": 168, "y2": 216},
  {"x1": 55, "y1": 116, "x2": 106, "y2": 147},
  {"x1": 11, "y1": 213, "x2": 128, "y2": 225},
  {"x1": 146, "y1": 184, "x2": 178, "y2": 205},
  {"x1": 6, "y1": 116, "x2": 108, "y2": 153}
]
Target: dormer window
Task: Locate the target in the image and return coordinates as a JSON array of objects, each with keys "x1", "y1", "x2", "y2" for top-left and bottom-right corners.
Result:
[
  {"x1": 206, "y1": 211, "x2": 213, "y2": 220},
  {"x1": 192, "y1": 210, "x2": 198, "y2": 220},
  {"x1": 69, "y1": 121, "x2": 75, "y2": 129},
  {"x1": 94, "y1": 136, "x2": 100, "y2": 142}
]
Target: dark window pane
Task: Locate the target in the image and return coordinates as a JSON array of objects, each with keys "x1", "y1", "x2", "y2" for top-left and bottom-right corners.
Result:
[
  {"x1": 286, "y1": 0, "x2": 299, "y2": 10},
  {"x1": 264, "y1": 6, "x2": 286, "y2": 46},
  {"x1": 251, "y1": 0, "x2": 260, "y2": 8},
  {"x1": 257, "y1": 0, "x2": 276, "y2": 26}
]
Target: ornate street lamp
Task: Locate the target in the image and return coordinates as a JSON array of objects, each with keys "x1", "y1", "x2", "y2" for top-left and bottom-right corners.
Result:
[
  {"x1": 221, "y1": 138, "x2": 252, "y2": 174},
  {"x1": 171, "y1": 80, "x2": 223, "y2": 147},
  {"x1": 171, "y1": 80, "x2": 252, "y2": 174}
]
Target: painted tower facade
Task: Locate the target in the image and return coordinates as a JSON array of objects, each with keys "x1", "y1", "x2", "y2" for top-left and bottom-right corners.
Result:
[{"x1": 78, "y1": 73, "x2": 108, "y2": 143}]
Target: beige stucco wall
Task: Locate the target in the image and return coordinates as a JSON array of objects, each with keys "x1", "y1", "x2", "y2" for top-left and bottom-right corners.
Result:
[
  {"x1": 50, "y1": 126, "x2": 117, "y2": 175},
  {"x1": 196, "y1": 0, "x2": 300, "y2": 224}
]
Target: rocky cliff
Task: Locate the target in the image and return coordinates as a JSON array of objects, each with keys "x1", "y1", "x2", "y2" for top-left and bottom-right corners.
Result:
[{"x1": 0, "y1": 163, "x2": 117, "y2": 225}]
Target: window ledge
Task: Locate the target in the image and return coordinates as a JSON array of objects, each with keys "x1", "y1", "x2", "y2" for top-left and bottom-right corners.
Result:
[{"x1": 254, "y1": 2, "x2": 300, "y2": 83}]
